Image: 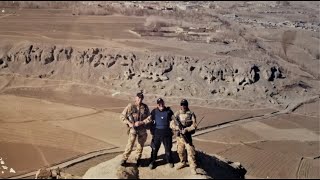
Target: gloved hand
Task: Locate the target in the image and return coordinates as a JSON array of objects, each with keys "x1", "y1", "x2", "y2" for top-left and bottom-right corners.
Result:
[{"x1": 134, "y1": 121, "x2": 143, "y2": 127}]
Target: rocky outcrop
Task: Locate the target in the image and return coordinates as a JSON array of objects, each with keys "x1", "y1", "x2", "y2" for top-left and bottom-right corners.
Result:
[
  {"x1": 0, "y1": 58, "x2": 8, "y2": 69},
  {"x1": 35, "y1": 168, "x2": 80, "y2": 179},
  {"x1": 262, "y1": 66, "x2": 285, "y2": 81},
  {"x1": 83, "y1": 146, "x2": 246, "y2": 179},
  {"x1": 0, "y1": 42, "x2": 305, "y2": 108}
]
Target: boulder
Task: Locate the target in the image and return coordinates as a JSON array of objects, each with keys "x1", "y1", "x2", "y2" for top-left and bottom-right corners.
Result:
[
  {"x1": 159, "y1": 75, "x2": 169, "y2": 81},
  {"x1": 234, "y1": 76, "x2": 245, "y2": 85},
  {"x1": 225, "y1": 76, "x2": 234, "y2": 83},
  {"x1": 40, "y1": 48, "x2": 55, "y2": 65},
  {"x1": 177, "y1": 77, "x2": 184, "y2": 81}
]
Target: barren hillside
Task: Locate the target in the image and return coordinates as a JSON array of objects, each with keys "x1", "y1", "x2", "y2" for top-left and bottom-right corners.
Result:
[{"x1": 0, "y1": 1, "x2": 319, "y2": 110}]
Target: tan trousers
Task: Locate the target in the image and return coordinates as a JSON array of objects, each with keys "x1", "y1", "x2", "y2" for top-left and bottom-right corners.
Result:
[
  {"x1": 176, "y1": 136, "x2": 197, "y2": 168},
  {"x1": 122, "y1": 128, "x2": 147, "y2": 161}
]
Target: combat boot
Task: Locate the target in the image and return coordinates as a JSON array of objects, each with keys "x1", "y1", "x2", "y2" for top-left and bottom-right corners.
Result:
[
  {"x1": 191, "y1": 167, "x2": 197, "y2": 175},
  {"x1": 149, "y1": 161, "x2": 155, "y2": 169},
  {"x1": 120, "y1": 159, "x2": 126, "y2": 166},
  {"x1": 136, "y1": 158, "x2": 142, "y2": 167},
  {"x1": 148, "y1": 149, "x2": 157, "y2": 169},
  {"x1": 168, "y1": 163, "x2": 174, "y2": 168},
  {"x1": 165, "y1": 154, "x2": 174, "y2": 168},
  {"x1": 176, "y1": 162, "x2": 187, "y2": 170}
]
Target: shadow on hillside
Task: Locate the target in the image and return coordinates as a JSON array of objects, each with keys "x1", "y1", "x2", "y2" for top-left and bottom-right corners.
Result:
[
  {"x1": 153, "y1": 150, "x2": 247, "y2": 179},
  {"x1": 197, "y1": 151, "x2": 247, "y2": 179}
]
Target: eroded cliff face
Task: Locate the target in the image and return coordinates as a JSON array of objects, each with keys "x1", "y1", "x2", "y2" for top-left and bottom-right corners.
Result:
[{"x1": 0, "y1": 42, "x2": 316, "y2": 109}]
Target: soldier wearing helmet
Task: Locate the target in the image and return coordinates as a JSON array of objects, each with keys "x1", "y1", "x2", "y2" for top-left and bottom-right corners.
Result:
[{"x1": 170, "y1": 99, "x2": 198, "y2": 175}]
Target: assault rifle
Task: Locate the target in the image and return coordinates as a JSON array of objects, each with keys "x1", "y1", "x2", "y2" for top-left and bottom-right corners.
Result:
[
  {"x1": 174, "y1": 117, "x2": 192, "y2": 145},
  {"x1": 126, "y1": 113, "x2": 138, "y2": 135},
  {"x1": 128, "y1": 113, "x2": 138, "y2": 128}
]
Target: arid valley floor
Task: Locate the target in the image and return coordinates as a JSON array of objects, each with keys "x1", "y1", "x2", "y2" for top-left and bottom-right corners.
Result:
[{"x1": 0, "y1": 1, "x2": 319, "y2": 179}]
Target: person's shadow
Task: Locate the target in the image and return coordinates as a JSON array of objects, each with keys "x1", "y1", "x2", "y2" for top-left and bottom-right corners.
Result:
[
  {"x1": 137, "y1": 150, "x2": 246, "y2": 179},
  {"x1": 196, "y1": 150, "x2": 247, "y2": 179}
]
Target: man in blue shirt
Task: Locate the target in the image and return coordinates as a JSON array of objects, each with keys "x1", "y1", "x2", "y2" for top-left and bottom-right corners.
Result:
[{"x1": 140, "y1": 98, "x2": 174, "y2": 169}]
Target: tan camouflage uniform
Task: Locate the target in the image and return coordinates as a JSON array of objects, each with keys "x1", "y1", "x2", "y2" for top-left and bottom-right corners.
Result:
[
  {"x1": 121, "y1": 103, "x2": 150, "y2": 161},
  {"x1": 170, "y1": 109, "x2": 197, "y2": 170}
]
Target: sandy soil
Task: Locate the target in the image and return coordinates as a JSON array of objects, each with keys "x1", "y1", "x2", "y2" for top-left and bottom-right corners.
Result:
[
  {"x1": 62, "y1": 152, "x2": 123, "y2": 177},
  {"x1": 242, "y1": 121, "x2": 319, "y2": 142},
  {"x1": 195, "y1": 125, "x2": 263, "y2": 144},
  {"x1": 3, "y1": 87, "x2": 130, "y2": 111},
  {"x1": 48, "y1": 111, "x2": 141, "y2": 148},
  {"x1": 218, "y1": 144, "x2": 301, "y2": 178},
  {"x1": 192, "y1": 140, "x2": 235, "y2": 155},
  {"x1": 0, "y1": 95, "x2": 117, "y2": 177},
  {"x1": 0, "y1": 94, "x2": 96, "y2": 122},
  {"x1": 19, "y1": 152, "x2": 123, "y2": 179},
  {"x1": 261, "y1": 113, "x2": 320, "y2": 134},
  {"x1": 293, "y1": 99, "x2": 320, "y2": 117},
  {"x1": 0, "y1": 141, "x2": 81, "y2": 178},
  {"x1": 249, "y1": 141, "x2": 320, "y2": 158},
  {"x1": 0, "y1": 9, "x2": 144, "y2": 40},
  {"x1": 297, "y1": 158, "x2": 320, "y2": 179}
]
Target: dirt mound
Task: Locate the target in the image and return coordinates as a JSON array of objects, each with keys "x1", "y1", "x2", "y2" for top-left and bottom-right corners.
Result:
[{"x1": 83, "y1": 146, "x2": 246, "y2": 179}]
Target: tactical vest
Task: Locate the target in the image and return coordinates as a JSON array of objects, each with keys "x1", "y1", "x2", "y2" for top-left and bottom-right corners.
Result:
[
  {"x1": 154, "y1": 108, "x2": 170, "y2": 130},
  {"x1": 130, "y1": 103, "x2": 149, "y2": 122},
  {"x1": 176, "y1": 110, "x2": 194, "y2": 128}
]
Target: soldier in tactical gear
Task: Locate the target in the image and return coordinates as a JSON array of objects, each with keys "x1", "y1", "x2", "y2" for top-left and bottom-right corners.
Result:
[
  {"x1": 120, "y1": 92, "x2": 150, "y2": 167},
  {"x1": 170, "y1": 99, "x2": 198, "y2": 175},
  {"x1": 140, "y1": 98, "x2": 174, "y2": 169}
]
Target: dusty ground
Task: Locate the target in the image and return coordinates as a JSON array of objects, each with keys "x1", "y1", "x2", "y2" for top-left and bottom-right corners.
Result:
[{"x1": 0, "y1": 1, "x2": 319, "y2": 179}]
